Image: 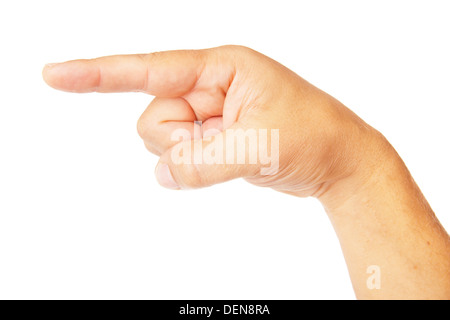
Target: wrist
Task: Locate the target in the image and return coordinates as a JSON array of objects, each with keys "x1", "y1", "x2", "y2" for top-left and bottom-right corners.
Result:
[{"x1": 317, "y1": 128, "x2": 400, "y2": 215}]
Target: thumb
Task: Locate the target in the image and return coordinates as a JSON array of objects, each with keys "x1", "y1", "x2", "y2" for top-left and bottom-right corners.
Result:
[{"x1": 154, "y1": 125, "x2": 277, "y2": 189}]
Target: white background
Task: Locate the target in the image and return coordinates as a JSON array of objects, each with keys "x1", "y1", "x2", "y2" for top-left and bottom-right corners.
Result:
[{"x1": 0, "y1": 0, "x2": 449, "y2": 299}]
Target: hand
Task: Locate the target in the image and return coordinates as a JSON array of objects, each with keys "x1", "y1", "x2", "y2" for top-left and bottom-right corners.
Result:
[
  {"x1": 42, "y1": 45, "x2": 383, "y2": 201},
  {"x1": 43, "y1": 45, "x2": 450, "y2": 299}
]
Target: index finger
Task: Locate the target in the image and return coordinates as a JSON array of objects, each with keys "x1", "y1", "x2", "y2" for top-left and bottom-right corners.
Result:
[{"x1": 42, "y1": 50, "x2": 205, "y2": 97}]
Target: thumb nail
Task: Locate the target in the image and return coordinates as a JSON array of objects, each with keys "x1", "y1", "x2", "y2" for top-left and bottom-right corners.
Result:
[{"x1": 155, "y1": 163, "x2": 180, "y2": 190}]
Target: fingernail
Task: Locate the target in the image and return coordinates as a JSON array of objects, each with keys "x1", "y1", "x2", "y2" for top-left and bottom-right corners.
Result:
[
  {"x1": 155, "y1": 163, "x2": 180, "y2": 189},
  {"x1": 45, "y1": 63, "x2": 59, "y2": 68}
]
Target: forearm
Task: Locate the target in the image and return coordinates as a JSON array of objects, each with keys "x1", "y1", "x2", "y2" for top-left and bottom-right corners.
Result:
[{"x1": 319, "y1": 132, "x2": 450, "y2": 300}]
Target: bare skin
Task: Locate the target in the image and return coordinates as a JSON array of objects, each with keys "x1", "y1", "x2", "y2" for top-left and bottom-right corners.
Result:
[{"x1": 42, "y1": 45, "x2": 450, "y2": 299}]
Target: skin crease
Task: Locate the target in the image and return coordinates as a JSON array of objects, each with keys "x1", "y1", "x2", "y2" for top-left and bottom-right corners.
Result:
[{"x1": 43, "y1": 45, "x2": 450, "y2": 299}]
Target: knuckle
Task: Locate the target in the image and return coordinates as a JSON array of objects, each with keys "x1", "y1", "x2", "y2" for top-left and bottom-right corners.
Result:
[
  {"x1": 224, "y1": 45, "x2": 255, "y2": 57},
  {"x1": 137, "y1": 104, "x2": 162, "y2": 140},
  {"x1": 221, "y1": 44, "x2": 250, "y2": 52},
  {"x1": 143, "y1": 142, "x2": 161, "y2": 156},
  {"x1": 136, "y1": 115, "x2": 153, "y2": 139},
  {"x1": 216, "y1": 45, "x2": 257, "y2": 66}
]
